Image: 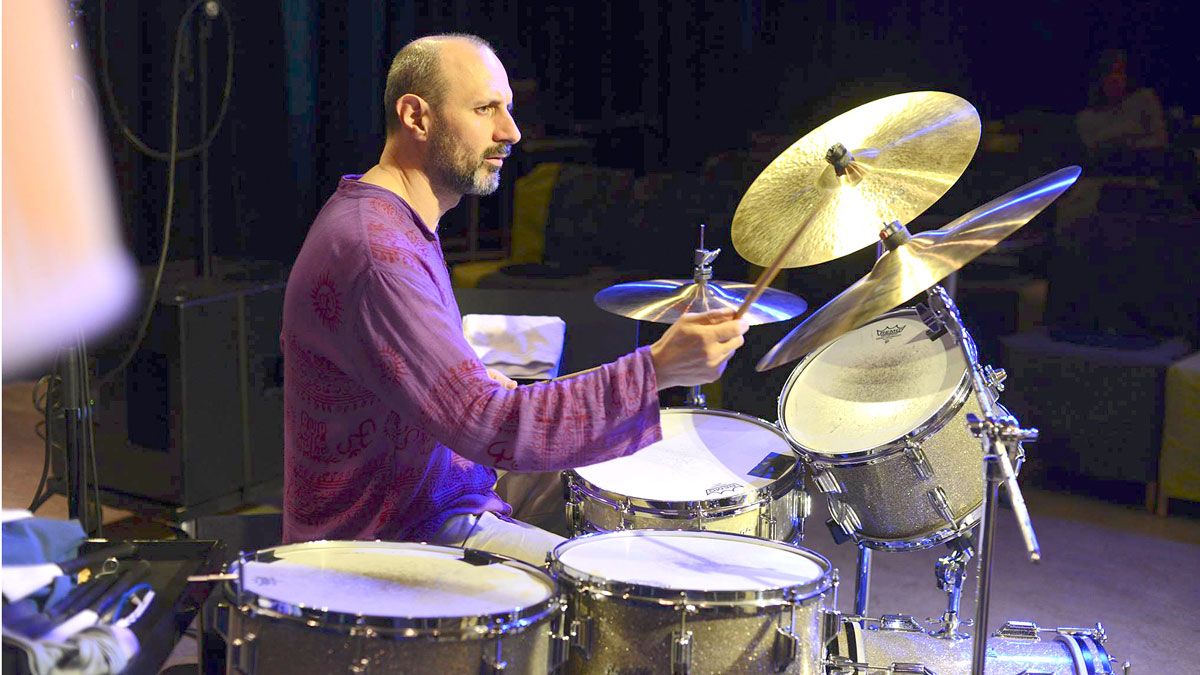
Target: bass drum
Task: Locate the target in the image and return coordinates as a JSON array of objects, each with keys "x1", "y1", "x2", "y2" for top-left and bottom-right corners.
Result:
[
  {"x1": 826, "y1": 615, "x2": 1119, "y2": 674},
  {"x1": 565, "y1": 408, "x2": 807, "y2": 542},
  {"x1": 222, "y1": 541, "x2": 559, "y2": 674}
]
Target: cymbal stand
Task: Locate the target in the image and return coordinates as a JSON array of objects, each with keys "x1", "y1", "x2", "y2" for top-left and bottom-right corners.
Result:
[
  {"x1": 686, "y1": 224, "x2": 720, "y2": 408},
  {"x1": 61, "y1": 335, "x2": 100, "y2": 536},
  {"x1": 923, "y1": 284, "x2": 1040, "y2": 675}
]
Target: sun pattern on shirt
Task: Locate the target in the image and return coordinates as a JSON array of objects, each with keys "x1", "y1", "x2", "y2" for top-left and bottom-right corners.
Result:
[{"x1": 310, "y1": 270, "x2": 343, "y2": 331}]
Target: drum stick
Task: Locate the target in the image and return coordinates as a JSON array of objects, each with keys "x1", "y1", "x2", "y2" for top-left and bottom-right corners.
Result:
[
  {"x1": 552, "y1": 366, "x2": 600, "y2": 382},
  {"x1": 735, "y1": 207, "x2": 823, "y2": 320}
]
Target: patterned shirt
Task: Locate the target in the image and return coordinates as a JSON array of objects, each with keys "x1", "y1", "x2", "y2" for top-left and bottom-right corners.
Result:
[{"x1": 281, "y1": 176, "x2": 662, "y2": 544}]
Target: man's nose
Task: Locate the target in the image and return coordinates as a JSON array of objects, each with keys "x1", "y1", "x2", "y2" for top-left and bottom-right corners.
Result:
[{"x1": 496, "y1": 107, "x2": 521, "y2": 145}]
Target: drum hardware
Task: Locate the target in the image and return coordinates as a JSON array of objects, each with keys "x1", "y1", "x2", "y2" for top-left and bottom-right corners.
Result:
[
  {"x1": 902, "y1": 444, "x2": 934, "y2": 481},
  {"x1": 568, "y1": 612, "x2": 595, "y2": 660},
  {"x1": 671, "y1": 601, "x2": 698, "y2": 675},
  {"x1": 922, "y1": 284, "x2": 1042, "y2": 675},
  {"x1": 926, "y1": 487, "x2": 955, "y2": 523},
  {"x1": 481, "y1": 639, "x2": 507, "y2": 675},
  {"x1": 812, "y1": 468, "x2": 844, "y2": 494},
  {"x1": 617, "y1": 496, "x2": 635, "y2": 530},
  {"x1": 854, "y1": 545, "x2": 871, "y2": 617},
  {"x1": 928, "y1": 537, "x2": 973, "y2": 640},
  {"x1": 759, "y1": 495, "x2": 778, "y2": 540},
  {"x1": 828, "y1": 498, "x2": 863, "y2": 537}
]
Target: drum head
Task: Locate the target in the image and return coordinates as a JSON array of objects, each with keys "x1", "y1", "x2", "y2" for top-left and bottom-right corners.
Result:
[
  {"x1": 573, "y1": 409, "x2": 794, "y2": 502},
  {"x1": 780, "y1": 311, "x2": 967, "y2": 456},
  {"x1": 236, "y1": 541, "x2": 554, "y2": 619},
  {"x1": 553, "y1": 530, "x2": 829, "y2": 598}
]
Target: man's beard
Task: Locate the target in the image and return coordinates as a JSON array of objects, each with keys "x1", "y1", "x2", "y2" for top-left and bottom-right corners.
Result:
[{"x1": 429, "y1": 131, "x2": 507, "y2": 196}]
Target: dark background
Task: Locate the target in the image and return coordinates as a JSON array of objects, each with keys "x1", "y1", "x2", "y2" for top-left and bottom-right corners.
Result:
[{"x1": 79, "y1": 0, "x2": 1198, "y2": 268}]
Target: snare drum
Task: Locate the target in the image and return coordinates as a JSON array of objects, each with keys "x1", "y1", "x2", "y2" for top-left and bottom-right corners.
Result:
[
  {"x1": 222, "y1": 541, "x2": 558, "y2": 674},
  {"x1": 778, "y1": 309, "x2": 1007, "y2": 550},
  {"x1": 827, "y1": 615, "x2": 1118, "y2": 674},
  {"x1": 565, "y1": 408, "x2": 807, "y2": 542},
  {"x1": 550, "y1": 530, "x2": 835, "y2": 674}
]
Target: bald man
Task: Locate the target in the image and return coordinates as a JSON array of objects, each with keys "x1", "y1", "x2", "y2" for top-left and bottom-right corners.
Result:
[{"x1": 280, "y1": 34, "x2": 747, "y2": 564}]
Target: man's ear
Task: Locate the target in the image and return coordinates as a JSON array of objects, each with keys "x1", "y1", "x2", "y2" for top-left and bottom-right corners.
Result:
[{"x1": 397, "y1": 93, "x2": 431, "y2": 139}]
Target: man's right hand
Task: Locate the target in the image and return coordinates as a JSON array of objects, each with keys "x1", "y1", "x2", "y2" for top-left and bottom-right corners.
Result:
[{"x1": 649, "y1": 309, "x2": 749, "y2": 390}]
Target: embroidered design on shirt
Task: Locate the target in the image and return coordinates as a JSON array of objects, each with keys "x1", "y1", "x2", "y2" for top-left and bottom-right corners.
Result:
[
  {"x1": 287, "y1": 340, "x2": 380, "y2": 412},
  {"x1": 368, "y1": 197, "x2": 403, "y2": 221},
  {"x1": 310, "y1": 271, "x2": 343, "y2": 331}
]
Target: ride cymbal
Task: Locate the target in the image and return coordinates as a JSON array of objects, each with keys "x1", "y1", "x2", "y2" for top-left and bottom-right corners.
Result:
[
  {"x1": 594, "y1": 279, "x2": 807, "y2": 325},
  {"x1": 756, "y1": 166, "x2": 1083, "y2": 371},
  {"x1": 732, "y1": 92, "x2": 981, "y2": 268}
]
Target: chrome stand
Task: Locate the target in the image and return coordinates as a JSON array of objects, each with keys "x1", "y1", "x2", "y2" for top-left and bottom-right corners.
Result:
[
  {"x1": 923, "y1": 285, "x2": 1041, "y2": 675},
  {"x1": 853, "y1": 545, "x2": 871, "y2": 616},
  {"x1": 685, "y1": 224, "x2": 720, "y2": 409},
  {"x1": 930, "y1": 538, "x2": 973, "y2": 639},
  {"x1": 61, "y1": 336, "x2": 99, "y2": 536}
]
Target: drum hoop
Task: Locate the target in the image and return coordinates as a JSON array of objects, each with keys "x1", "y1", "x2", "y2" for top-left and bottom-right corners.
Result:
[
  {"x1": 548, "y1": 530, "x2": 833, "y2": 608},
  {"x1": 777, "y1": 307, "x2": 972, "y2": 465},
  {"x1": 1057, "y1": 633, "x2": 1115, "y2": 675},
  {"x1": 858, "y1": 506, "x2": 983, "y2": 551},
  {"x1": 224, "y1": 541, "x2": 559, "y2": 640},
  {"x1": 568, "y1": 408, "x2": 799, "y2": 512}
]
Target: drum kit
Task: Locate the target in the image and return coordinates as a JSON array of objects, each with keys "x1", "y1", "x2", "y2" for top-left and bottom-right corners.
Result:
[{"x1": 204, "y1": 92, "x2": 1129, "y2": 674}]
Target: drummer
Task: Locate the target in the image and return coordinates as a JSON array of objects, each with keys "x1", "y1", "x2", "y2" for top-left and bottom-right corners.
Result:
[{"x1": 281, "y1": 33, "x2": 747, "y2": 565}]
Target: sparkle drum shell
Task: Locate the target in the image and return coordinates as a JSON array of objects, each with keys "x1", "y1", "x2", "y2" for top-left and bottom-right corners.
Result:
[
  {"x1": 827, "y1": 615, "x2": 1117, "y2": 674},
  {"x1": 549, "y1": 530, "x2": 835, "y2": 675},
  {"x1": 565, "y1": 408, "x2": 806, "y2": 542},
  {"x1": 222, "y1": 541, "x2": 558, "y2": 674},
  {"x1": 778, "y1": 309, "x2": 994, "y2": 550}
]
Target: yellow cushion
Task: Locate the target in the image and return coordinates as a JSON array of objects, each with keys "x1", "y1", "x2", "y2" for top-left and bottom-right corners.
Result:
[
  {"x1": 1162, "y1": 351, "x2": 1200, "y2": 502},
  {"x1": 451, "y1": 258, "x2": 513, "y2": 289},
  {"x1": 510, "y1": 163, "x2": 562, "y2": 264}
]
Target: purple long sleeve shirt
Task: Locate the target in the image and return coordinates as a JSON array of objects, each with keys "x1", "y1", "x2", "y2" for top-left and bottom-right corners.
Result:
[{"x1": 281, "y1": 176, "x2": 662, "y2": 544}]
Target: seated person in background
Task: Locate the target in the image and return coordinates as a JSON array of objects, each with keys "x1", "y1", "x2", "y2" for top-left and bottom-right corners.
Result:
[
  {"x1": 1075, "y1": 49, "x2": 1168, "y2": 172},
  {"x1": 281, "y1": 33, "x2": 748, "y2": 566}
]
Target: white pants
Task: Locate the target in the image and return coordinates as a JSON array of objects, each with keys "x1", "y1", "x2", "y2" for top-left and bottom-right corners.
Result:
[
  {"x1": 493, "y1": 470, "x2": 571, "y2": 537},
  {"x1": 429, "y1": 511, "x2": 565, "y2": 568}
]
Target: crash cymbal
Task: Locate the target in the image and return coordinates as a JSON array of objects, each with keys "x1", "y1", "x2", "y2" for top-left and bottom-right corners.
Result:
[
  {"x1": 595, "y1": 279, "x2": 807, "y2": 325},
  {"x1": 732, "y1": 92, "x2": 981, "y2": 268},
  {"x1": 756, "y1": 166, "x2": 1082, "y2": 371}
]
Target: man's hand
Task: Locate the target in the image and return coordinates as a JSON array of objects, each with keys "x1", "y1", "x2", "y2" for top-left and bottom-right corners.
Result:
[
  {"x1": 649, "y1": 309, "x2": 749, "y2": 390},
  {"x1": 486, "y1": 367, "x2": 518, "y2": 390}
]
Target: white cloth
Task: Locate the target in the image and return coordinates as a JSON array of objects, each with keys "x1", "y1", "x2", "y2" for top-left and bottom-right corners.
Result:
[
  {"x1": 462, "y1": 314, "x2": 566, "y2": 379},
  {"x1": 429, "y1": 512, "x2": 565, "y2": 568}
]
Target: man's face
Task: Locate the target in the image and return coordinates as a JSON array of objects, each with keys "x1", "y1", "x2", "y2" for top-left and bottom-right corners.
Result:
[{"x1": 426, "y1": 43, "x2": 521, "y2": 197}]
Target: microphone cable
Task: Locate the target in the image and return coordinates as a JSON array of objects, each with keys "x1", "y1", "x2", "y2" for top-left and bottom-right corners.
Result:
[{"x1": 93, "y1": 0, "x2": 236, "y2": 388}]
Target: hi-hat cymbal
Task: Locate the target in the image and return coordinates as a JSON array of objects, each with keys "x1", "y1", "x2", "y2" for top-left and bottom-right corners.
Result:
[
  {"x1": 732, "y1": 92, "x2": 981, "y2": 269},
  {"x1": 757, "y1": 166, "x2": 1083, "y2": 371},
  {"x1": 595, "y1": 279, "x2": 807, "y2": 325}
]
